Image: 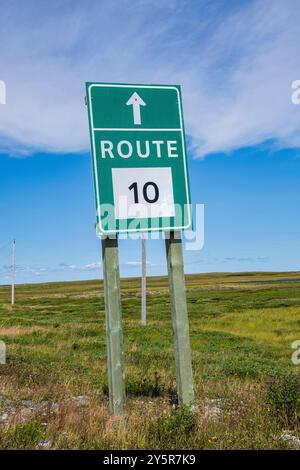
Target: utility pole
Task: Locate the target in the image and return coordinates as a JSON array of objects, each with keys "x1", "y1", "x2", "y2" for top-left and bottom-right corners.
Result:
[
  {"x1": 141, "y1": 234, "x2": 147, "y2": 325},
  {"x1": 11, "y1": 239, "x2": 15, "y2": 306}
]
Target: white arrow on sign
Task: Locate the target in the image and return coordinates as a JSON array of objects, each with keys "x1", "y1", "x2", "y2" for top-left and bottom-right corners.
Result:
[{"x1": 126, "y1": 92, "x2": 146, "y2": 125}]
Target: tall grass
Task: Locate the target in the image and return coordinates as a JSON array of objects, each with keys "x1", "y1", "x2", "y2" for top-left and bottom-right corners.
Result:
[{"x1": 1, "y1": 272, "x2": 300, "y2": 449}]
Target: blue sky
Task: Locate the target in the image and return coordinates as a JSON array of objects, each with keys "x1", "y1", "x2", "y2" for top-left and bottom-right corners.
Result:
[{"x1": 0, "y1": 0, "x2": 300, "y2": 284}]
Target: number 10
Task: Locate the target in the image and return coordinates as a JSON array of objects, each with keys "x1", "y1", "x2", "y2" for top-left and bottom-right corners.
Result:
[{"x1": 128, "y1": 181, "x2": 159, "y2": 204}]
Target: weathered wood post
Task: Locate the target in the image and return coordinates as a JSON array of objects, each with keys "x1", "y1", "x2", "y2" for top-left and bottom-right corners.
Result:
[
  {"x1": 141, "y1": 234, "x2": 147, "y2": 326},
  {"x1": 102, "y1": 235, "x2": 126, "y2": 414},
  {"x1": 165, "y1": 231, "x2": 194, "y2": 406}
]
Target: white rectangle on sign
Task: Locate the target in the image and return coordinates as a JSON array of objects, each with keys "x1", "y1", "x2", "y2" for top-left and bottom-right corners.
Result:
[{"x1": 112, "y1": 167, "x2": 175, "y2": 220}]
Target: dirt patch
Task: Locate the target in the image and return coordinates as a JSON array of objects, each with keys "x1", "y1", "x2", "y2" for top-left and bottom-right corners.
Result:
[{"x1": 0, "y1": 364, "x2": 14, "y2": 376}]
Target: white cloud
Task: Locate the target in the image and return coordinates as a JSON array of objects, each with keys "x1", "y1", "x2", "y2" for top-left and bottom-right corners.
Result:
[
  {"x1": 82, "y1": 262, "x2": 101, "y2": 271},
  {"x1": 0, "y1": 0, "x2": 299, "y2": 157},
  {"x1": 59, "y1": 261, "x2": 101, "y2": 272},
  {"x1": 126, "y1": 260, "x2": 157, "y2": 267},
  {"x1": 0, "y1": 261, "x2": 102, "y2": 277}
]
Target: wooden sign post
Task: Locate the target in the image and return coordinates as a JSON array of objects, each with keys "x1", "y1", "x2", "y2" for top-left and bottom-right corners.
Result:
[
  {"x1": 102, "y1": 236, "x2": 126, "y2": 414},
  {"x1": 141, "y1": 234, "x2": 147, "y2": 326},
  {"x1": 166, "y1": 231, "x2": 194, "y2": 406}
]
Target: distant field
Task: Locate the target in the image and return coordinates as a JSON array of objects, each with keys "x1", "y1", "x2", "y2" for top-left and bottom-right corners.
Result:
[{"x1": 1, "y1": 271, "x2": 300, "y2": 449}]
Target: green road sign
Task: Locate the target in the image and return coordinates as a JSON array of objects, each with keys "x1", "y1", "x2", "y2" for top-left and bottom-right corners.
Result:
[{"x1": 86, "y1": 82, "x2": 192, "y2": 234}]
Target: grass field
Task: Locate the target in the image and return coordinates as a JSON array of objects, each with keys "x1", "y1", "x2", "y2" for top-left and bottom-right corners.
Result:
[{"x1": 1, "y1": 271, "x2": 300, "y2": 449}]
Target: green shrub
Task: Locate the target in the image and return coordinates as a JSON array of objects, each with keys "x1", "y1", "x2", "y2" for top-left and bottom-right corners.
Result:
[
  {"x1": 149, "y1": 406, "x2": 197, "y2": 448},
  {"x1": 1, "y1": 421, "x2": 44, "y2": 449},
  {"x1": 266, "y1": 374, "x2": 300, "y2": 425},
  {"x1": 127, "y1": 372, "x2": 165, "y2": 397},
  {"x1": 103, "y1": 372, "x2": 172, "y2": 398}
]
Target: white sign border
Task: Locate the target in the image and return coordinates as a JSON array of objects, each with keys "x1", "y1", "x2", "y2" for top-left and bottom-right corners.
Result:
[{"x1": 87, "y1": 83, "x2": 192, "y2": 235}]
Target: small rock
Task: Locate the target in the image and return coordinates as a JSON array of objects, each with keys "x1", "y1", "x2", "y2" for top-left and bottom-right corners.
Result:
[
  {"x1": 281, "y1": 433, "x2": 300, "y2": 449},
  {"x1": 72, "y1": 395, "x2": 90, "y2": 406},
  {"x1": 0, "y1": 412, "x2": 9, "y2": 421},
  {"x1": 202, "y1": 399, "x2": 223, "y2": 421}
]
